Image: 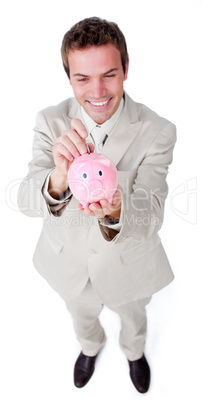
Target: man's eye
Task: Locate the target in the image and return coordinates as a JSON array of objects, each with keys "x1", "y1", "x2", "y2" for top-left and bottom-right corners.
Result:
[
  {"x1": 77, "y1": 77, "x2": 89, "y2": 82},
  {"x1": 105, "y1": 74, "x2": 115, "y2": 78}
]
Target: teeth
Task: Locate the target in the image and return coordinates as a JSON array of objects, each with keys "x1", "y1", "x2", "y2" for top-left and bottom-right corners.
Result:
[{"x1": 90, "y1": 100, "x2": 109, "y2": 106}]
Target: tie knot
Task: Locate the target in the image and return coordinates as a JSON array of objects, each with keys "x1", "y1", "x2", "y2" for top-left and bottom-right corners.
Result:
[{"x1": 91, "y1": 125, "x2": 107, "y2": 153}]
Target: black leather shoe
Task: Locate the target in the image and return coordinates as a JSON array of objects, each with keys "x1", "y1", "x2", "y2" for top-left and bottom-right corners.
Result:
[
  {"x1": 74, "y1": 352, "x2": 98, "y2": 388},
  {"x1": 128, "y1": 354, "x2": 150, "y2": 393}
]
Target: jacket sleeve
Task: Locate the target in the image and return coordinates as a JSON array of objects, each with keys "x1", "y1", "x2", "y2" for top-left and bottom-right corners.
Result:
[
  {"x1": 99, "y1": 122, "x2": 177, "y2": 243},
  {"x1": 17, "y1": 111, "x2": 70, "y2": 218}
]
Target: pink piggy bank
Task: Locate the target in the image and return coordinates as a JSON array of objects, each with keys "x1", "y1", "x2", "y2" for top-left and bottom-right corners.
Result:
[{"x1": 68, "y1": 153, "x2": 118, "y2": 208}]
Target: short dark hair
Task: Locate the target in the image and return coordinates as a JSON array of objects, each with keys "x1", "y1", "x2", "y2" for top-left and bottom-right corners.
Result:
[{"x1": 61, "y1": 17, "x2": 129, "y2": 78}]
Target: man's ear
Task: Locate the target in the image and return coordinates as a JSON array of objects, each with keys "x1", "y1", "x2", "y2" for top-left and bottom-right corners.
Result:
[{"x1": 124, "y1": 59, "x2": 129, "y2": 81}]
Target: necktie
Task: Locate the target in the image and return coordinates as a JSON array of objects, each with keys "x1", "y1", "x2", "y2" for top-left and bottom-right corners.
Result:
[{"x1": 91, "y1": 125, "x2": 107, "y2": 153}]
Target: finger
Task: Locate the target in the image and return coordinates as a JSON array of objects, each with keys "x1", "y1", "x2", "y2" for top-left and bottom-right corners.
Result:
[
  {"x1": 99, "y1": 199, "x2": 114, "y2": 215},
  {"x1": 53, "y1": 141, "x2": 74, "y2": 162},
  {"x1": 99, "y1": 199, "x2": 108, "y2": 208},
  {"x1": 99, "y1": 198, "x2": 121, "y2": 220},
  {"x1": 83, "y1": 206, "x2": 95, "y2": 216},
  {"x1": 71, "y1": 118, "x2": 88, "y2": 138},
  {"x1": 67, "y1": 130, "x2": 88, "y2": 155},
  {"x1": 60, "y1": 131, "x2": 84, "y2": 157},
  {"x1": 61, "y1": 129, "x2": 88, "y2": 155},
  {"x1": 76, "y1": 203, "x2": 94, "y2": 216},
  {"x1": 88, "y1": 143, "x2": 95, "y2": 153},
  {"x1": 89, "y1": 202, "x2": 105, "y2": 219}
]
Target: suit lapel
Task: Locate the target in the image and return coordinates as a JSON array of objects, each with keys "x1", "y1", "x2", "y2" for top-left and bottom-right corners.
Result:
[
  {"x1": 62, "y1": 98, "x2": 82, "y2": 128},
  {"x1": 102, "y1": 121, "x2": 143, "y2": 166},
  {"x1": 101, "y1": 94, "x2": 143, "y2": 166}
]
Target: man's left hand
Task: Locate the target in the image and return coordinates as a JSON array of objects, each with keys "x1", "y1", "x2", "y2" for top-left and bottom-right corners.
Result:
[{"x1": 77, "y1": 185, "x2": 123, "y2": 221}]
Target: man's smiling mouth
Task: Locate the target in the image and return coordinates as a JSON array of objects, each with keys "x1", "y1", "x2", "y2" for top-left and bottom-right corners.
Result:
[{"x1": 87, "y1": 98, "x2": 112, "y2": 108}]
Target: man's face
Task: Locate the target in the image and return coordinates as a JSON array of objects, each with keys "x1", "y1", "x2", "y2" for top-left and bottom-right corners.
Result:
[{"x1": 68, "y1": 43, "x2": 129, "y2": 124}]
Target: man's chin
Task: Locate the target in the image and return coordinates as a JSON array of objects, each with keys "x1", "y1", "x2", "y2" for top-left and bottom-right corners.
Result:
[{"x1": 84, "y1": 106, "x2": 116, "y2": 124}]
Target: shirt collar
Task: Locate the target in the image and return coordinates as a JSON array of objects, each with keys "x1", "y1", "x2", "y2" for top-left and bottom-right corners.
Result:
[{"x1": 81, "y1": 97, "x2": 124, "y2": 135}]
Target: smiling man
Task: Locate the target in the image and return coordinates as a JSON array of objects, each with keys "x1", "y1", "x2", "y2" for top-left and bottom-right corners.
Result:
[{"x1": 18, "y1": 17, "x2": 176, "y2": 394}]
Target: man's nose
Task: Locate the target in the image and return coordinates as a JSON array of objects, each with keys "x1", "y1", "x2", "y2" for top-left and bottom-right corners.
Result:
[{"x1": 91, "y1": 79, "x2": 107, "y2": 99}]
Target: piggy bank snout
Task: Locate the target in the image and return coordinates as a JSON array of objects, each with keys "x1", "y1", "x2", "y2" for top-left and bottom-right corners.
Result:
[{"x1": 88, "y1": 179, "x2": 103, "y2": 191}]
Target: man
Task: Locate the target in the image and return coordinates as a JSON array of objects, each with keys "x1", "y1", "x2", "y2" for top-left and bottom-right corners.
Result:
[{"x1": 18, "y1": 17, "x2": 176, "y2": 394}]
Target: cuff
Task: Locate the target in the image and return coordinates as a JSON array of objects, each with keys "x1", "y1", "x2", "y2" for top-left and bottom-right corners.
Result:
[{"x1": 43, "y1": 170, "x2": 72, "y2": 206}]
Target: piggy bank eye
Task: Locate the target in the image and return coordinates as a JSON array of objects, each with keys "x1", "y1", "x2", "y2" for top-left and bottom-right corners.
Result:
[
  {"x1": 83, "y1": 172, "x2": 88, "y2": 179},
  {"x1": 98, "y1": 170, "x2": 103, "y2": 176}
]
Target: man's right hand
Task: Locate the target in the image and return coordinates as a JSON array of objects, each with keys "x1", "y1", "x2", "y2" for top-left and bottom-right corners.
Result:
[{"x1": 48, "y1": 118, "x2": 94, "y2": 199}]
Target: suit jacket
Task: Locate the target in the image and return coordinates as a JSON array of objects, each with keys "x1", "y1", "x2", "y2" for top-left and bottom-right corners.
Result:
[{"x1": 18, "y1": 92, "x2": 176, "y2": 308}]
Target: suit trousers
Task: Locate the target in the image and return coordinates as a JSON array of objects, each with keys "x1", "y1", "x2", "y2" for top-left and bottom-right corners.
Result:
[{"x1": 66, "y1": 280, "x2": 151, "y2": 361}]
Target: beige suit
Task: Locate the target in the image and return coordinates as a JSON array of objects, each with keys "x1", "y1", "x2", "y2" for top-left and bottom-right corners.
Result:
[{"x1": 18, "y1": 92, "x2": 176, "y2": 311}]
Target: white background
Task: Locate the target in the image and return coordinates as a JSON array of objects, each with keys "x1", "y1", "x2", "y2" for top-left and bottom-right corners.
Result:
[{"x1": 1, "y1": 0, "x2": 201, "y2": 401}]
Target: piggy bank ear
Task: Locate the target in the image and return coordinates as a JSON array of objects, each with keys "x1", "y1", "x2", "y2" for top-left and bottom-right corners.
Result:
[{"x1": 99, "y1": 159, "x2": 111, "y2": 167}]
